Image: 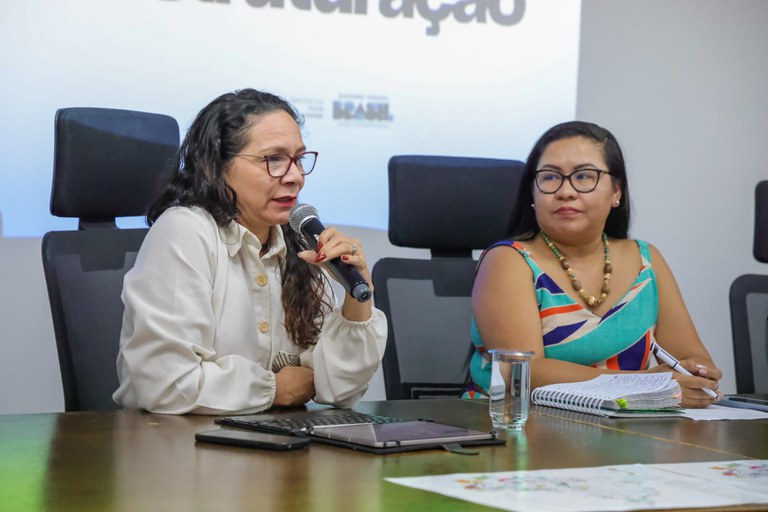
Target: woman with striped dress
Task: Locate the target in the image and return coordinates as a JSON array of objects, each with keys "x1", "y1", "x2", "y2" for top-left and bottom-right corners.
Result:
[{"x1": 465, "y1": 121, "x2": 721, "y2": 408}]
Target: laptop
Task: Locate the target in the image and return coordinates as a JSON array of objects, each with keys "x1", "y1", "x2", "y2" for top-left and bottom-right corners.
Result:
[
  {"x1": 215, "y1": 407, "x2": 505, "y2": 454},
  {"x1": 718, "y1": 395, "x2": 768, "y2": 413},
  {"x1": 216, "y1": 408, "x2": 404, "y2": 435}
]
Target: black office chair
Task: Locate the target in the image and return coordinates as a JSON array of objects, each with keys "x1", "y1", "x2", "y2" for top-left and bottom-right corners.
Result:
[
  {"x1": 754, "y1": 180, "x2": 768, "y2": 264},
  {"x1": 42, "y1": 107, "x2": 179, "y2": 411},
  {"x1": 728, "y1": 180, "x2": 768, "y2": 394},
  {"x1": 372, "y1": 155, "x2": 524, "y2": 400}
]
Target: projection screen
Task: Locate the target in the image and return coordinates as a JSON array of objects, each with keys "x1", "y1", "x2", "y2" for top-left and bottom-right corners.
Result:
[{"x1": 0, "y1": 0, "x2": 581, "y2": 236}]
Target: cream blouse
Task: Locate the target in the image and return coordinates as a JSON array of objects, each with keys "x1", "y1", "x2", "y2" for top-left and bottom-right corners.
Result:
[{"x1": 113, "y1": 206, "x2": 387, "y2": 414}]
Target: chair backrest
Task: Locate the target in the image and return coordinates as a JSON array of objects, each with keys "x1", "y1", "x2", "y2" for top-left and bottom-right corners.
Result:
[
  {"x1": 372, "y1": 155, "x2": 524, "y2": 400},
  {"x1": 754, "y1": 180, "x2": 768, "y2": 263},
  {"x1": 42, "y1": 107, "x2": 179, "y2": 411},
  {"x1": 728, "y1": 180, "x2": 768, "y2": 395},
  {"x1": 729, "y1": 275, "x2": 768, "y2": 394}
]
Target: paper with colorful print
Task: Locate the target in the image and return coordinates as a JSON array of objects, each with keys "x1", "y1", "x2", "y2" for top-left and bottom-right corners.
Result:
[{"x1": 387, "y1": 460, "x2": 768, "y2": 512}]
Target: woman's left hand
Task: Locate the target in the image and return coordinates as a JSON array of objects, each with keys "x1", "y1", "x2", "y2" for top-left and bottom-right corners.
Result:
[
  {"x1": 297, "y1": 227, "x2": 372, "y2": 289},
  {"x1": 297, "y1": 227, "x2": 373, "y2": 321}
]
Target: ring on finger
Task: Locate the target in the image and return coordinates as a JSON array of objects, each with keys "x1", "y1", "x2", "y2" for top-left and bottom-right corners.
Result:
[{"x1": 351, "y1": 244, "x2": 358, "y2": 255}]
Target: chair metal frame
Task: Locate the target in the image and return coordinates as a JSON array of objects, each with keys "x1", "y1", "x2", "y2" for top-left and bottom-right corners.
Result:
[
  {"x1": 729, "y1": 274, "x2": 768, "y2": 394},
  {"x1": 729, "y1": 181, "x2": 768, "y2": 394}
]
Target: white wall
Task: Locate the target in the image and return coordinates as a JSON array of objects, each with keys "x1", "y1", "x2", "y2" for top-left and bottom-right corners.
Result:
[
  {"x1": 576, "y1": 0, "x2": 768, "y2": 394},
  {"x1": 0, "y1": 237, "x2": 62, "y2": 413},
  {"x1": 2, "y1": 0, "x2": 767, "y2": 414}
]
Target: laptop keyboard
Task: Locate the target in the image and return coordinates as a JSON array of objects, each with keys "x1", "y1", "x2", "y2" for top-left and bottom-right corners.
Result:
[{"x1": 219, "y1": 412, "x2": 405, "y2": 435}]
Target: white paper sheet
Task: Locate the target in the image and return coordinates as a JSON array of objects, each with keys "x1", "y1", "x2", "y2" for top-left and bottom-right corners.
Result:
[
  {"x1": 683, "y1": 404, "x2": 768, "y2": 421},
  {"x1": 386, "y1": 460, "x2": 768, "y2": 512}
]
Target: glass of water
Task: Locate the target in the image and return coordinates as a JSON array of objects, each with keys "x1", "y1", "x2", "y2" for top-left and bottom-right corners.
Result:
[{"x1": 488, "y1": 350, "x2": 535, "y2": 431}]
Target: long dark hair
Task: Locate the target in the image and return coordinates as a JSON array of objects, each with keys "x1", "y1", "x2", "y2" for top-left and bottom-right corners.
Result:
[
  {"x1": 508, "y1": 121, "x2": 631, "y2": 240},
  {"x1": 149, "y1": 88, "x2": 328, "y2": 348}
]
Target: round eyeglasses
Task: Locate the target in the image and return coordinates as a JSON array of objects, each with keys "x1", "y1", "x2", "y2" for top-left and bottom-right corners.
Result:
[
  {"x1": 232, "y1": 151, "x2": 318, "y2": 177},
  {"x1": 534, "y1": 169, "x2": 610, "y2": 194}
]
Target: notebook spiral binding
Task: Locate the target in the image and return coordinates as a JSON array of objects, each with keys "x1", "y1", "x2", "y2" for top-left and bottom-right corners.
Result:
[{"x1": 532, "y1": 388, "x2": 614, "y2": 416}]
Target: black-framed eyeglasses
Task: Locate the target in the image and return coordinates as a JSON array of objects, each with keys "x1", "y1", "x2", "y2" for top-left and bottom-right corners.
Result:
[
  {"x1": 232, "y1": 151, "x2": 318, "y2": 177},
  {"x1": 534, "y1": 169, "x2": 610, "y2": 194}
]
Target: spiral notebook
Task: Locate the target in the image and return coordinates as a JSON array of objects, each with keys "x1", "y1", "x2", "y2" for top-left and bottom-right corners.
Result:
[{"x1": 531, "y1": 373, "x2": 684, "y2": 417}]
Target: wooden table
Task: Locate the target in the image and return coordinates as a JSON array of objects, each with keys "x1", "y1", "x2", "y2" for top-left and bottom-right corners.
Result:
[{"x1": 1, "y1": 399, "x2": 766, "y2": 512}]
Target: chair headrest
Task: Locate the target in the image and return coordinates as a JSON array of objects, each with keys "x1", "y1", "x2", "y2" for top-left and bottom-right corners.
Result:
[
  {"x1": 51, "y1": 107, "x2": 180, "y2": 224},
  {"x1": 388, "y1": 155, "x2": 524, "y2": 255},
  {"x1": 755, "y1": 180, "x2": 768, "y2": 263}
]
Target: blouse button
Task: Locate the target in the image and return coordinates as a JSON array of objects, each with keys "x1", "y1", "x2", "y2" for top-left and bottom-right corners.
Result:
[
  {"x1": 256, "y1": 274, "x2": 268, "y2": 287},
  {"x1": 259, "y1": 321, "x2": 270, "y2": 333}
]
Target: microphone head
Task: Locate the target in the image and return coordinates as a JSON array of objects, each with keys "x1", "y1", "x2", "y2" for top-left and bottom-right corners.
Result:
[{"x1": 289, "y1": 203, "x2": 318, "y2": 234}]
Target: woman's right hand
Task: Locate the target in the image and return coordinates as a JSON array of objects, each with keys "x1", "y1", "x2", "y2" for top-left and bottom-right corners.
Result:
[
  {"x1": 273, "y1": 366, "x2": 315, "y2": 407},
  {"x1": 650, "y1": 362, "x2": 721, "y2": 408}
]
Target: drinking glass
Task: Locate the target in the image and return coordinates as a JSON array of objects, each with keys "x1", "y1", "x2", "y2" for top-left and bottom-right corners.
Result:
[{"x1": 488, "y1": 350, "x2": 534, "y2": 431}]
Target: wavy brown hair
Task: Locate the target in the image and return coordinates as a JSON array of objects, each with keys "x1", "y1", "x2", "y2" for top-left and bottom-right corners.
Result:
[{"x1": 148, "y1": 88, "x2": 329, "y2": 348}]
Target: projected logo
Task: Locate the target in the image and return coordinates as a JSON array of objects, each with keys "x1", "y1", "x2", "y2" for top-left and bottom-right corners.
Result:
[
  {"x1": 290, "y1": 97, "x2": 324, "y2": 120},
  {"x1": 161, "y1": 0, "x2": 526, "y2": 36},
  {"x1": 333, "y1": 94, "x2": 393, "y2": 126}
]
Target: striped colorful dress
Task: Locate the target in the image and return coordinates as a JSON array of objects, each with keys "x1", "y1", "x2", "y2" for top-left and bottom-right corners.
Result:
[{"x1": 464, "y1": 239, "x2": 658, "y2": 398}]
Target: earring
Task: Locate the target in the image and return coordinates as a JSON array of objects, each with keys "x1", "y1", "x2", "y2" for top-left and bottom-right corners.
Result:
[
  {"x1": 614, "y1": 200, "x2": 620, "y2": 207},
  {"x1": 531, "y1": 203, "x2": 535, "y2": 209}
]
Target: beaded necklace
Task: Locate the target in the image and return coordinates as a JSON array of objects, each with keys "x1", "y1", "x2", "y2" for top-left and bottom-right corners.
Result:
[{"x1": 540, "y1": 231, "x2": 612, "y2": 309}]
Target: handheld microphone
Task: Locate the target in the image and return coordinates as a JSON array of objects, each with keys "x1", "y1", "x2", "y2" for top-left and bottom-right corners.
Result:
[{"x1": 289, "y1": 203, "x2": 372, "y2": 303}]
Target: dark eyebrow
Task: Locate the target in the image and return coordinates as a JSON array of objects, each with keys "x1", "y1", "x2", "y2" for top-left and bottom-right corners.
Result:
[
  {"x1": 259, "y1": 144, "x2": 307, "y2": 156},
  {"x1": 537, "y1": 164, "x2": 603, "y2": 172}
]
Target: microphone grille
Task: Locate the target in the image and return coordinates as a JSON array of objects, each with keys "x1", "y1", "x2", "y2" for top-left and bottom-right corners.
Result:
[{"x1": 289, "y1": 203, "x2": 318, "y2": 233}]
